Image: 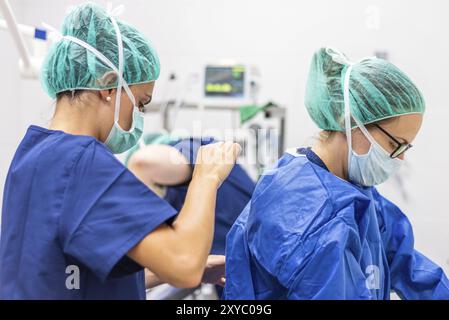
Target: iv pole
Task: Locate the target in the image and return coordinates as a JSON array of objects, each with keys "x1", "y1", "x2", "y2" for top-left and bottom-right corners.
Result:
[{"x1": 0, "y1": 0, "x2": 49, "y2": 78}]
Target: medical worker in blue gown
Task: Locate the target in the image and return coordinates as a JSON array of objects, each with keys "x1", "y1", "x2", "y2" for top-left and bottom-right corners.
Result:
[
  {"x1": 0, "y1": 3, "x2": 241, "y2": 300},
  {"x1": 224, "y1": 47, "x2": 449, "y2": 300}
]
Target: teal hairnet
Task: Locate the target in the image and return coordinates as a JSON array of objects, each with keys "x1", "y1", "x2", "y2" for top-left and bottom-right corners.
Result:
[
  {"x1": 305, "y1": 47, "x2": 425, "y2": 131},
  {"x1": 41, "y1": 2, "x2": 160, "y2": 99}
]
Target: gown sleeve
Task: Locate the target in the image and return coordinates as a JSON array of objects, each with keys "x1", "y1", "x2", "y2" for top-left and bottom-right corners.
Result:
[
  {"x1": 280, "y1": 215, "x2": 372, "y2": 300},
  {"x1": 59, "y1": 141, "x2": 178, "y2": 282},
  {"x1": 376, "y1": 193, "x2": 449, "y2": 300}
]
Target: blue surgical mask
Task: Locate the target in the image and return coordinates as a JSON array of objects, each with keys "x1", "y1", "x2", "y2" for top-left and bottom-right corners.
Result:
[
  {"x1": 59, "y1": 13, "x2": 145, "y2": 154},
  {"x1": 348, "y1": 135, "x2": 403, "y2": 187},
  {"x1": 343, "y1": 65, "x2": 403, "y2": 187}
]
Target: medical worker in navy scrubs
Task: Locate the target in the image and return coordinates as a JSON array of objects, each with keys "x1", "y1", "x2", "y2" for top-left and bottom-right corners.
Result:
[{"x1": 0, "y1": 3, "x2": 240, "y2": 300}]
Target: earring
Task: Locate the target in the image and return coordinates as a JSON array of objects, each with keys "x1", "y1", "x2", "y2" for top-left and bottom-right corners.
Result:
[{"x1": 106, "y1": 96, "x2": 112, "y2": 102}]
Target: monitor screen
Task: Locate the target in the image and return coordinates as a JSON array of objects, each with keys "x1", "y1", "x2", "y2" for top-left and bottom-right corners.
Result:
[{"x1": 204, "y1": 66, "x2": 245, "y2": 98}]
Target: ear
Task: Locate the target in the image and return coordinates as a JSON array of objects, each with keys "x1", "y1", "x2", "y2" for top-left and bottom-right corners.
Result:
[
  {"x1": 98, "y1": 71, "x2": 118, "y2": 87},
  {"x1": 98, "y1": 71, "x2": 118, "y2": 102},
  {"x1": 99, "y1": 88, "x2": 116, "y2": 101}
]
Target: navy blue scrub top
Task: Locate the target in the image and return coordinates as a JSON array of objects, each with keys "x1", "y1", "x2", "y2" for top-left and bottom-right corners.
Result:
[
  {"x1": 0, "y1": 126, "x2": 177, "y2": 299},
  {"x1": 164, "y1": 138, "x2": 256, "y2": 255},
  {"x1": 298, "y1": 147, "x2": 329, "y2": 171}
]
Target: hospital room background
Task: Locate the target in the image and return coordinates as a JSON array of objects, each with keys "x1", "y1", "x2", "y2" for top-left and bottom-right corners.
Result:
[{"x1": 0, "y1": 0, "x2": 448, "y2": 297}]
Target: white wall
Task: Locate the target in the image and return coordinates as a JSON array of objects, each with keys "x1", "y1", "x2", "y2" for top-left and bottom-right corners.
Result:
[{"x1": 1, "y1": 0, "x2": 448, "y2": 273}]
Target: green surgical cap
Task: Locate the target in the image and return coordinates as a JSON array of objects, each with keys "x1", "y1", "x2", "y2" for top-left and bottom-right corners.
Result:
[
  {"x1": 41, "y1": 2, "x2": 160, "y2": 99},
  {"x1": 305, "y1": 47, "x2": 425, "y2": 131}
]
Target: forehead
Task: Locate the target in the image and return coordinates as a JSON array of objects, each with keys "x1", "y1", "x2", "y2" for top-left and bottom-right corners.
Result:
[
  {"x1": 382, "y1": 113, "x2": 423, "y2": 140},
  {"x1": 133, "y1": 82, "x2": 155, "y2": 94}
]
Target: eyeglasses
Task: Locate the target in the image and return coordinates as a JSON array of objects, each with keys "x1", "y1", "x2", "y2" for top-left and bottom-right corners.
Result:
[{"x1": 373, "y1": 124, "x2": 412, "y2": 159}]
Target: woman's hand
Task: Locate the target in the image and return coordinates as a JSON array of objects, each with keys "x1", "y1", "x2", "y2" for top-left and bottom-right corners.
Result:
[
  {"x1": 145, "y1": 255, "x2": 226, "y2": 289},
  {"x1": 193, "y1": 142, "x2": 242, "y2": 187},
  {"x1": 202, "y1": 255, "x2": 226, "y2": 287},
  {"x1": 145, "y1": 269, "x2": 164, "y2": 289}
]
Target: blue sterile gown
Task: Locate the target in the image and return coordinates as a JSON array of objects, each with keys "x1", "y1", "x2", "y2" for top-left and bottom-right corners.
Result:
[{"x1": 224, "y1": 147, "x2": 449, "y2": 300}]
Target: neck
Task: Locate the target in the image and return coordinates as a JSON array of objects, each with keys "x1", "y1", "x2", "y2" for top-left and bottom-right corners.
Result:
[
  {"x1": 49, "y1": 97, "x2": 102, "y2": 139},
  {"x1": 311, "y1": 132, "x2": 349, "y2": 181}
]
